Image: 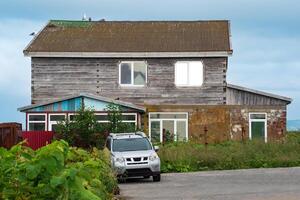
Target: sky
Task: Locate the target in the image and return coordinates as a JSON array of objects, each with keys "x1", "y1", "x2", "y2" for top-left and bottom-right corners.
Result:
[{"x1": 0, "y1": 0, "x2": 299, "y2": 126}]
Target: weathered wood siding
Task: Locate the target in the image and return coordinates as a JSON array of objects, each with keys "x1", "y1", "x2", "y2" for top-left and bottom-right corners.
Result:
[
  {"x1": 31, "y1": 57, "x2": 227, "y2": 105},
  {"x1": 226, "y1": 87, "x2": 288, "y2": 106}
]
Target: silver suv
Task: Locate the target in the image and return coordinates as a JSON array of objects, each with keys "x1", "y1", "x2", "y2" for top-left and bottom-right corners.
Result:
[{"x1": 106, "y1": 132, "x2": 161, "y2": 182}]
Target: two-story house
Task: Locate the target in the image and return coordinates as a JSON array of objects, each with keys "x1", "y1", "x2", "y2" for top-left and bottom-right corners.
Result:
[{"x1": 18, "y1": 20, "x2": 292, "y2": 143}]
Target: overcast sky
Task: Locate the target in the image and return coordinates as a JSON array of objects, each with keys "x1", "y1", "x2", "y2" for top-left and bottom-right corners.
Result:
[{"x1": 0, "y1": 0, "x2": 299, "y2": 125}]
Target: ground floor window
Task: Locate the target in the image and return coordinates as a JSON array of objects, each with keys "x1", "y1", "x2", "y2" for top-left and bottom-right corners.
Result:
[
  {"x1": 249, "y1": 113, "x2": 267, "y2": 142},
  {"x1": 27, "y1": 112, "x2": 138, "y2": 131},
  {"x1": 69, "y1": 112, "x2": 137, "y2": 127},
  {"x1": 149, "y1": 112, "x2": 188, "y2": 143},
  {"x1": 28, "y1": 114, "x2": 47, "y2": 131},
  {"x1": 95, "y1": 113, "x2": 137, "y2": 128},
  {"x1": 48, "y1": 114, "x2": 66, "y2": 132}
]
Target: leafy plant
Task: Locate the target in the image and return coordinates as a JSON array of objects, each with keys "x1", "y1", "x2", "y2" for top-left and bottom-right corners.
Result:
[
  {"x1": 105, "y1": 103, "x2": 136, "y2": 133},
  {"x1": 0, "y1": 140, "x2": 118, "y2": 200},
  {"x1": 55, "y1": 104, "x2": 137, "y2": 149},
  {"x1": 55, "y1": 106, "x2": 106, "y2": 149}
]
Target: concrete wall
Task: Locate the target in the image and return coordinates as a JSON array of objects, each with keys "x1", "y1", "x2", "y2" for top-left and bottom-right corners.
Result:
[{"x1": 144, "y1": 105, "x2": 287, "y2": 143}]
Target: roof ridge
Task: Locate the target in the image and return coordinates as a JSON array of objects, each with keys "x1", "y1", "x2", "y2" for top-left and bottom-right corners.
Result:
[{"x1": 49, "y1": 19, "x2": 229, "y2": 23}]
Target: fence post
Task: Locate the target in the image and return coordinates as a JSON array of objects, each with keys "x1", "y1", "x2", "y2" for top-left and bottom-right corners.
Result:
[
  {"x1": 241, "y1": 127, "x2": 245, "y2": 144},
  {"x1": 204, "y1": 126, "x2": 208, "y2": 151}
]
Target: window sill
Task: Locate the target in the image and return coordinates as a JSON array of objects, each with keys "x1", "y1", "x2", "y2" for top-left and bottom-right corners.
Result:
[
  {"x1": 175, "y1": 85, "x2": 203, "y2": 88},
  {"x1": 119, "y1": 84, "x2": 147, "y2": 88}
]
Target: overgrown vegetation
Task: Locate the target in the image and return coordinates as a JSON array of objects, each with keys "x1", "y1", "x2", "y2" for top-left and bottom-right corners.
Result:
[
  {"x1": 159, "y1": 133, "x2": 300, "y2": 173},
  {"x1": 0, "y1": 104, "x2": 142, "y2": 199},
  {"x1": 0, "y1": 140, "x2": 118, "y2": 200},
  {"x1": 55, "y1": 104, "x2": 136, "y2": 149},
  {"x1": 105, "y1": 103, "x2": 136, "y2": 133},
  {"x1": 55, "y1": 107, "x2": 104, "y2": 148}
]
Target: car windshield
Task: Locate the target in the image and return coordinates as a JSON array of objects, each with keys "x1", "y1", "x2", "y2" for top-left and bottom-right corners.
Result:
[{"x1": 112, "y1": 138, "x2": 152, "y2": 152}]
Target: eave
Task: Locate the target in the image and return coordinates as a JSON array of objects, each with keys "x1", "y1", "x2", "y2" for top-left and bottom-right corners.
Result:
[{"x1": 23, "y1": 51, "x2": 233, "y2": 58}]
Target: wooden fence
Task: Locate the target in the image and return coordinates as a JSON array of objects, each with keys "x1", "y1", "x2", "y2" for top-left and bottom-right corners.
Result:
[
  {"x1": 0, "y1": 123, "x2": 22, "y2": 149},
  {"x1": 22, "y1": 131, "x2": 54, "y2": 150}
]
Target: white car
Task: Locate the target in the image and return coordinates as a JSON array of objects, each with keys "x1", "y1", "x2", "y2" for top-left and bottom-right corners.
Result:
[{"x1": 105, "y1": 132, "x2": 161, "y2": 182}]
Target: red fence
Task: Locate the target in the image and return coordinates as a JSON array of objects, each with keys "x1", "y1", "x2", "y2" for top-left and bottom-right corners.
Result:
[{"x1": 22, "y1": 131, "x2": 54, "y2": 150}]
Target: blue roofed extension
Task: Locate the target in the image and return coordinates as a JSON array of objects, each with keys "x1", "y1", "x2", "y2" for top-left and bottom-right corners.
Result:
[{"x1": 18, "y1": 93, "x2": 146, "y2": 113}]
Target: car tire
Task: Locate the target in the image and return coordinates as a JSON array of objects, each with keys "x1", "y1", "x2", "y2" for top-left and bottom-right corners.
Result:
[
  {"x1": 117, "y1": 177, "x2": 126, "y2": 183},
  {"x1": 153, "y1": 174, "x2": 161, "y2": 182}
]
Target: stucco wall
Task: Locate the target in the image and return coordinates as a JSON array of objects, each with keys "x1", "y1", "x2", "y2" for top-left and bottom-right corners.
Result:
[{"x1": 144, "y1": 105, "x2": 287, "y2": 143}]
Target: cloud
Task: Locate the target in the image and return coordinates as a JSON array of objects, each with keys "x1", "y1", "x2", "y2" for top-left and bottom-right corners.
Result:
[
  {"x1": 0, "y1": 0, "x2": 299, "y2": 25},
  {"x1": 0, "y1": 1, "x2": 299, "y2": 123},
  {"x1": 228, "y1": 31, "x2": 300, "y2": 120},
  {"x1": 0, "y1": 19, "x2": 43, "y2": 95},
  {"x1": 0, "y1": 19, "x2": 43, "y2": 123}
]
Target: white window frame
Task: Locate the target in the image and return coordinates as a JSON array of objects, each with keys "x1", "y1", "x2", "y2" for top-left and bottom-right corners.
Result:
[
  {"x1": 48, "y1": 113, "x2": 66, "y2": 131},
  {"x1": 27, "y1": 113, "x2": 47, "y2": 131},
  {"x1": 95, "y1": 113, "x2": 137, "y2": 126},
  {"x1": 148, "y1": 112, "x2": 189, "y2": 142},
  {"x1": 68, "y1": 113, "x2": 137, "y2": 126},
  {"x1": 68, "y1": 113, "x2": 76, "y2": 121},
  {"x1": 119, "y1": 61, "x2": 147, "y2": 87},
  {"x1": 249, "y1": 112, "x2": 267, "y2": 143},
  {"x1": 175, "y1": 61, "x2": 204, "y2": 87}
]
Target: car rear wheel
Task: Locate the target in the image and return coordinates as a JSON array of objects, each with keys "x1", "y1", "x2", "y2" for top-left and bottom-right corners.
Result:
[{"x1": 153, "y1": 174, "x2": 161, "y2": 182}]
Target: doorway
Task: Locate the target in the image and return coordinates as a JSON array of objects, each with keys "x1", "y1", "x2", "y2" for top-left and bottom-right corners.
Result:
[{"x1": 249, "y1": 113, "x2": 267, "y2": 142}]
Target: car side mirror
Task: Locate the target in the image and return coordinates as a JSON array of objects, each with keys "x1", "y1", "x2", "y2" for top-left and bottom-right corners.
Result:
[{"x1": 154, "y1": 146, "x2": 159, "y2": 152}]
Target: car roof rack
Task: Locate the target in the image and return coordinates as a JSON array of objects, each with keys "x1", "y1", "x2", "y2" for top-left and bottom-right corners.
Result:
[{"x1": 109, "y1": 132, "x2": 147, "y2": 138}]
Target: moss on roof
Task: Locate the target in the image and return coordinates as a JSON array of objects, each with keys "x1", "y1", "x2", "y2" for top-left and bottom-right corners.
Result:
[{"x1": 49, "y1": 20, "x2": 93, "y2": 28}]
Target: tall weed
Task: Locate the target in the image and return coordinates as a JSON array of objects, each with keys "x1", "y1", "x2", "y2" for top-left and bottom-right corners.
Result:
[{"x1": 159, "y1": 134, "x2": 300, "y2": 172}]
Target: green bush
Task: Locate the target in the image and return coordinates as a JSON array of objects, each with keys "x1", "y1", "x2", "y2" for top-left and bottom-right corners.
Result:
[
  {"x1": 0, "y1": 140, "x2": 118, "y2": 200},
  {"x1": 56, "y1": 106, "x2": 106, "y2": 149},
  {"x1": 159, "y1": 136, "x2": 300, "y2": 173},
  {"x1": 55, "y1": 104, "x2": 136, "y2": 149}
]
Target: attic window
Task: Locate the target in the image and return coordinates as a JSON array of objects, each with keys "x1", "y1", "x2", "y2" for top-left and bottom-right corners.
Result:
[
  {"x1": 119, "y1": 61, "x2": 147, "y2": 86},
  {"x1": 175, "y1": 61, "x2": 203, "y2": 86}
]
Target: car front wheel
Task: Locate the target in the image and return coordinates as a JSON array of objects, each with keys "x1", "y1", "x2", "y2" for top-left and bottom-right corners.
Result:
[{"x1": 153, "y1": 174, "x2": 161, "y2": 182}]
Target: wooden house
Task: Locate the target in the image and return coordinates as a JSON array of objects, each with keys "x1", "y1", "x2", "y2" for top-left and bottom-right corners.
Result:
[{"x1": 18, "y1": 20, "x2": 292, "y2": 142}]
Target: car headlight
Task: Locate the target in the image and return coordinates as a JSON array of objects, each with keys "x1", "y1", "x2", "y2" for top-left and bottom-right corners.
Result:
[
  {"x1": 115, "y1": 157, "x2": 125, "y2": 163},
  {"x1": 149, "y1": 153, "x2": 159, "y2": 161}
]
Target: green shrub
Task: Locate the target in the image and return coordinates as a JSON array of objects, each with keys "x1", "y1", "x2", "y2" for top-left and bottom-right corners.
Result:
[
  {"x1": 105, "y1": 103, "x2": 136, "y2": 133},
  {"x1": 56, "y1": 104, "x2": 136, "y2": 149},
  {"x1": 55, "y1": 106, "x2": 107, "y2": 149},
  {"x1": 0, "y1": 140, "x2": 118, "y2": 200},
  {"x1": 158, "y1": 136, "x2": 300, "y2": 173}
]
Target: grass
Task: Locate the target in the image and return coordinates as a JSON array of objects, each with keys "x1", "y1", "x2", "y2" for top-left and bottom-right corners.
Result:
[{"x1": 158, "y1": 133, "x2": 300, "y2": 173}]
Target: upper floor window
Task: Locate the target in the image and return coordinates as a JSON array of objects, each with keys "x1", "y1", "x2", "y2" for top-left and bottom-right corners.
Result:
[
  {"x1": 175, "y1": 61, "x2": 203, "y2": 86},
  {"x1": 119, "y1": 61, "x2": 147, "y2": 86}
]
